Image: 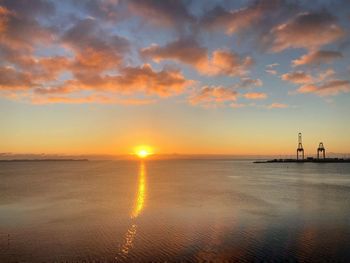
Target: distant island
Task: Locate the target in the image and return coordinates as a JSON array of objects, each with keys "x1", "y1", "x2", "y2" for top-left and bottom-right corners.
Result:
[{"x1": 0, "y1": 159, "x2": 89, "y2": 162}]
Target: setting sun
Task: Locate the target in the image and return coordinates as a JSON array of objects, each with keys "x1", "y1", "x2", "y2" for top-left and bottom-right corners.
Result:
[{"x1": 135, "y1": 146, "x2": 153, "y2": 158}]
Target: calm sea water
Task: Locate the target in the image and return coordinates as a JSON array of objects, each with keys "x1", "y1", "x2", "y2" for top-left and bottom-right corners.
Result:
[{"x1": 0, "y1": 160, "x2": 350, "y2": 262}]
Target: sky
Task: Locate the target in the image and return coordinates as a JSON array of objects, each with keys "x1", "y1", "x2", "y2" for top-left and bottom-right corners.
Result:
[{"x1": 0, "y1": 0, "x2": 350, "y2": 156}]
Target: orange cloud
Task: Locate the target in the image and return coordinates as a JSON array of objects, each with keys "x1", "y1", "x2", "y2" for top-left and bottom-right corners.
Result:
[
  {"x1": 63, "y1": 18, "x2": 129, "y2": 77},
  {"x1": 0, "y1": 56, "x2": 192, "y2": 103},
  {"x1": 0, "y1": 66, "x2": 33, "y2": 90},
  {"x1": 140, "y1": 38, "x2": 207, "y2": 65},
  {"x1": 0, "y1": 6, "x2": 11, "y2": 33},
  {"x1": 230, "y1": 103, "x2": 246, "y2": 108},
  {"x1": 267, "y1": 103, "x2": 289, "y2": 109},
  {"x1": 0, "y1": 55, "x2": 72, "y2": 91},
  {"x1": 36, "y1": 64, "x2": 192, "y2": 98},
  {"x1": 189, "y1": 86, "x2": 238, "y2": 106},
  {"x1": 31, "y1": 95, "x2": 156, "y2": 105},
  {"x1": 292, "y1": 50, "x2": 342, "y2": 66},
  {"x1": 244, "y1": 92, "x2": 267, "y2": 100},
  {"x1": 318, "y1": 69, "x2": 335, "y2": 81},
  {"x1": 281, "y1": 71, "x2": 313, "y2": 84},
  {"x1": 141, "y1": 39, "x2": 253, "y2": 77},
  {"x1": 297, "y1": 80, "x2": 350, "y2": 96},
  {"x1": 201, "y1": 2, "x2": 271, "y2": 35},
  {"x1": 198, "y1": 50, "x2": 253, "y2": 77},
  {"x1": 271, "y1": 12, "x2": 345, "y2": 52},
  {"x1": 0, "y1": 5, "x2": 52, "y2": 51},
  {"x1": 104, "y1": 64, "x2": 192, "y2": 97}
]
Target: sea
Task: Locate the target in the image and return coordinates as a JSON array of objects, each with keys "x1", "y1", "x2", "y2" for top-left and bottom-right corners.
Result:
[{"x1": 0, "y1": 159, "x2": 350, "y2": 262}]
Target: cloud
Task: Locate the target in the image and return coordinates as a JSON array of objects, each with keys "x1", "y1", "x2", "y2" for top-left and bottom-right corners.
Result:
[
  {"x1": 318, "y1": 68, "x2": 336, "y2": 81},
  {"x1": 30, "y1": 94, "x2": 156, "y2": 105},
  {"x1": 236, "y1": 78, "x2": 263, "y2": 88},
  {"x1": 34, "y1": 86, "x2": 75, "y2": 95},
  {"x1": 297, "y1": 80, "x2": 350, "y2": 96},
  {"x1": 104, "y1": 64, "x2": 192, "y2": 97},
  {"x1": 1, "y1": 0, "x2": 349, "y2": 108},
  {"x1": 267, "y1": 63, "x2": 279, "y2": 68},
  {"x1": 141, "y1": 39, "x2": 253, "y2": 77},
  {"x1": 128, "y1": 0, "x2": 194, "y2": 27},
  {"x1": 0, "y1": 1, "x2": 68, "y2": 90},
  {"x1": 0, "y1": 5, "x2": 53, "y2": 50},
  {"x1": 198, "y1": 50, "x2": 253, "y2": 77},
  {"x1": 1, "y1": 0, "x2": 55, "y2": 18},
  {"x1": 189, "y1": 86, "x2": 238, "y2": 106},
  {"x1": 281, "y1": 71, "x2": 313, "y2": 84},
  {"x1": 0, "y1": 62, "x2": 193, "y2": 102},
  {"x1": 271, "y1": 12, "x2": 345, "y2": 52},
  {"x1": 0, "y1": 3, "x2": 193, "y2": 105},
  {"x1": 265, "y1": 63, "x2": 279, "y2": 75},
  {"x1": 72, "y1": 0, "x2": 126, "y2": 22},
  {"x1": 201, "y1": 3, "x2": 265, "y2": 35},
  {"x1": 49, "y1": 64, "x2": 193, "y2": 98},
  {"x1": 266, "y1": 69, "x2": 277, "y2": 75},
  {"x1": 267, "y1": 103, "x2": 289, "y2": 109},
  {"x1": 292, "y1": 50, "x2": 343, "y2": 66},
  {"x1": 62, "y1": 18, "x2": 129, "y2": 77},
  {"x1": 243, "y1": 92, "x2": 267, "y2": 100},
  {"x1": 0, "y1": 6, "x2": 11, "y2": 33},
  {"x1": 140, "y1": 38, "x2": 207, "y2": 65},
  {"x1": 230, "y1": 103, "x2": 246, "y2": 108},
  {"x1": 0, "y1": 66, "x2": 33, "y2": 90}
]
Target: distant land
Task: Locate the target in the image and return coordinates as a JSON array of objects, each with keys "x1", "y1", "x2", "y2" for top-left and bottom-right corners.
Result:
[{"x1": 0, "y1": 159, "x2": 88, "y2": 162}]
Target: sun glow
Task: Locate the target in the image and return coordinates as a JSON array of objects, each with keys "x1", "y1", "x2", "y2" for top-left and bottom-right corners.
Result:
[{"x1": 135, "y1": 145, "x2": 152, "y2": 158}]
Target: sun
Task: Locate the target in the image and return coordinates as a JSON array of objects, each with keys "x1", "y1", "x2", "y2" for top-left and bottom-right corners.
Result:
[
  {"x1": 137, "y1": 149, "x2": 149, "y2": 158},
  {"x1": 135, "y1": 145, "x2": 153, "y2": 158}
]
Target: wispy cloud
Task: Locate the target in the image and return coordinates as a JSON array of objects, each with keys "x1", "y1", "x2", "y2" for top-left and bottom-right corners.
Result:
[
  {"x1": 281, "y1": 71, "x2": 313, "y2": 84},
  {"x1": 243, "y1": 92, "x2": 267, "y2": 100},
  {"x1": 292, "y1": 50, "x2": 343, "y2": 66},
  {"x1": 189, "y1": 86, "x2": 238, "y2": 107},
  {"x1": 267, "y1": 103, "x2": 289, "y2": 109},
  {"x1": 297, "y1": 80, "x2": 350, "y2": 96}
]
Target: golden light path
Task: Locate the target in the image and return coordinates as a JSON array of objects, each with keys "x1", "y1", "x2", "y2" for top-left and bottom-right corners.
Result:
[
  {"x1": 117, "y1": 159, "x2": 147, "y2": 260},
  {"x1": 131, "y1": 162, "x2": 146, "y2": 218}
]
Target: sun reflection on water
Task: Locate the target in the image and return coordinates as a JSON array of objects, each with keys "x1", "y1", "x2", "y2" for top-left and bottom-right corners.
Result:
[
  {"x1": 118, "y1": 224, "x2": 137, "y2": 258},
  {"x1": 117, "y1": 161, "x2": 146, "y2": 260},
  {"x1": 131, "y1": 162, "x2": 146, "y2": 219}
]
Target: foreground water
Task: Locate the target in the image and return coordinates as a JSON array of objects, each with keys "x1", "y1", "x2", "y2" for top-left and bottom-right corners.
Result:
[{"x1": 0, "y1": 159, "x2": 350, "y2": 262}]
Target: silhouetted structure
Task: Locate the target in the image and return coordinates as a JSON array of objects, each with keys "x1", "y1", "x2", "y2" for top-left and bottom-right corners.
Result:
[
  {"x1": 255, "y1": 133, "x2": 350, "y2": 163},
  {"x1": 317, "y1": 142, "x2": 326, "y2": 159},
  {"x1": 297, "y1": 133, "x2": 304, "y2": 160}
]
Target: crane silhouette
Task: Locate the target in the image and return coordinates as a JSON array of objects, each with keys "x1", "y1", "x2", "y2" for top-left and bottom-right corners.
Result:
[
  {"x1": 317, "y1": 142, "x2": 326, "y2": 160},
  {"x1": 297, "y1": 133, "x2": 304, "y2": 160}
]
